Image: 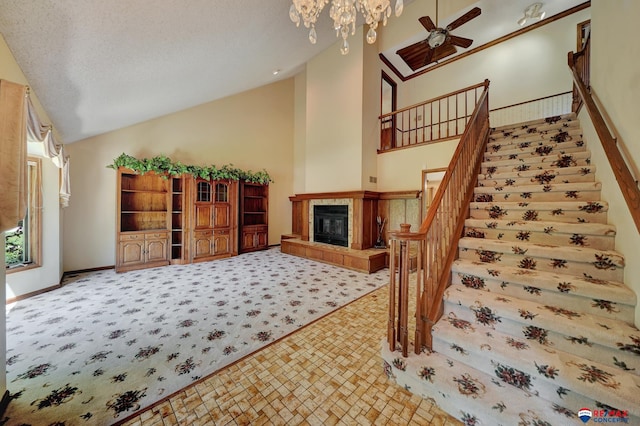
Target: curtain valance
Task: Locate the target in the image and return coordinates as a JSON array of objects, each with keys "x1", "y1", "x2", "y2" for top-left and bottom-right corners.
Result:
[{"x1": 25, "y1": 96, "x2": 70, "y2": 207}]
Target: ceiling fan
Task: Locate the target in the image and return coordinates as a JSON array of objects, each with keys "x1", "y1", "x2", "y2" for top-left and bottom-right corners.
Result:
[{"x1": 396, "y1": 2, "x2": 481, "y2": 71}]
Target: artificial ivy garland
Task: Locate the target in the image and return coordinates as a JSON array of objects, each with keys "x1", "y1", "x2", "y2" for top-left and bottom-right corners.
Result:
[{"x1": 107, "y1": 153, "x2": 273, "y2": 184}]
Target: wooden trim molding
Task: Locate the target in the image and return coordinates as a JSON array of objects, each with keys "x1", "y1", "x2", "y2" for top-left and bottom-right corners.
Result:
[
  {"x1": 382, "y1": 1, "x2": 590, "y2": 82},
  {"x1": 289, "y1": 191, "x2": 381, "y2": 202}
]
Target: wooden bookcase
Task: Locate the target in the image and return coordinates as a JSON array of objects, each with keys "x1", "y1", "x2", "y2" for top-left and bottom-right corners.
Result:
[
  {"x1": 239, "y1": 181, "x2": 268, "y2": 253},
  {"x1": 116, "y1": 168, "x2": 171, "y2": 272},
  {"x1": 115, "y1": 169, "x2": 241, "y2": 271}
]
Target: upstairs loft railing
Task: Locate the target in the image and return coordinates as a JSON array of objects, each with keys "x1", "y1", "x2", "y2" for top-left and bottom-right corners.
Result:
[
  {"x1": 387, "y1": 80, "x2": 490, "y2": 356},
  {"x1": 568, "y1": 38, "x2": 640, "y2": 232},
  {"x1": 489, "y1": 91, "x2": 572, "y2": 128},
  {"x1": 379, "y1": 81, "x2": 487, "y2": 153}
]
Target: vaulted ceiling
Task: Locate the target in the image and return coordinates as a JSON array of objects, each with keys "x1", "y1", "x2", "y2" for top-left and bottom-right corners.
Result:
[{"x1": 0, "y1": 0, "x2": 585, "y2": 143}]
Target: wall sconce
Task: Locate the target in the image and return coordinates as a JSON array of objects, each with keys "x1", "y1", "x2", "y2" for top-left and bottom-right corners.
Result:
[{"x1": 517, "y1": 2, "x2": 545, "y2": 26}]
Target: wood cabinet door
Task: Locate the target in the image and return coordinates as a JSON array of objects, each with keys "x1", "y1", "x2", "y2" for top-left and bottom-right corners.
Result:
[
  {"x1": 119, "y1": 240, "x2": 144, "y2": 267},
  {"x1": 193, "y1": 230, "x2": 213, "y2": 258},
  {"x1": 256, "y1": 229, "x2": 268, "y2": 249},
  {"x1": 213, "y1": 203, "x2": 230, "y2": 228},
  {"x1": 213, "y1": 230, "x2": 230, "y2": 255},
  {"x1": 242, "y1": 230, "x2": 256, "y2": 250},
  {"x1": 145, "y1": 236, "x2": 168, "y2": 263},
  {"x1": 194, "y1": 204, "x2": 213, "y2": 229}
]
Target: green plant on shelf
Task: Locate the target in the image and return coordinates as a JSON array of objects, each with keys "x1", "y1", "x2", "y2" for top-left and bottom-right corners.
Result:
[{"x1": 107, "y1": 153, "x2": 273, "y2": 184}]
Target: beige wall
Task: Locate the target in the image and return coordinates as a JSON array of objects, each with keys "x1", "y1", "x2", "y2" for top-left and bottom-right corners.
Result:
[
  {"x1": 589, "y1": 0, "x2": 640, "y2": 326},
  {"x1": 303, "y1": 29, "x2": 365, "y2": 193},
  {"x1": 63, "y1": 79, "x2": 295, "y2": 271}
]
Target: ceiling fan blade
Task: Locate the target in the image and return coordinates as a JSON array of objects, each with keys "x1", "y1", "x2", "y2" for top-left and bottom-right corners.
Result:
[
  {"x1": 419, "y1": 16, "x2": 436, "y2": 32},
  {"x1": 448, "y1": 35, "x2": 473, "y2": 48},
  {"x1": 446, "y1": 7, "x2": 481, "y2": 31},
  {"x1": 397, "y1": 40, "x2": 431, "y2": 71},
  {"x1": 430, "y1": 43, "x2": 457, "y2": 63},
  {"x1": 423, "y1": 48, "x2": 435, "y2": 66}
]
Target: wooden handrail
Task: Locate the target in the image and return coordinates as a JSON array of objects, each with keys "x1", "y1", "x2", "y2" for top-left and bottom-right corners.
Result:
[
  {"x1": 387, "y1": 80, "x2": 490, "y2": 354},
  {"x1": 568, "y1": 48, "x2": 640, "y2": 233}
]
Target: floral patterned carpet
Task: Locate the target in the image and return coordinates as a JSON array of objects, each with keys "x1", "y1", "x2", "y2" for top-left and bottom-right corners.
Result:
[{"x1": 5, "y1": 248, "x2": 388, "y2": 425}]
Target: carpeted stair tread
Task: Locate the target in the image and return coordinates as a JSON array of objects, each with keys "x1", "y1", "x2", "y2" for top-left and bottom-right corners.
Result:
[
  {"x1": 488, "y1": 127, "x2": 583, "y2": 147},
  {"x1": 464, "y1": 218, "x2": 615, "y2": 239},
  {"x1": 491, "y1": 113, "x2": 577, "y2": 133},
  {"x1": 485, "y1": 139, "x2": 586, "y2": 161},
  {"x1": 478, "y1": 166, "x2": 597, "y2": 188},
  {"x1": 482, "y1": 150, "x2": 591, "y2": 169},
  {"x1": 469, "y1": 199, "x2": 608, "y2": 223},
  {"x1": 451, "y1": 258, "x2": 635, "y2": 313},
  {"x1": 442, "y1": 284, "x2": 640, "y2": 367},
  {"x1": 458, "y1": 236, "x2": 624, "y2": 281},
  {"x1": 432, "y1": 318, "x2": 640, "y2": 418},
  {"x1": 451, "y1": 259, "x2": 634, "y2": 323},
  {"x1": 464, "y1": 219, "x2": 615, "y2": 250},
  {"x1": 474, "y1": 181, "x2": 601, "y2": 203},
  {"x1": 381, "y1": 340, "x2": 586, "y2": 425}
]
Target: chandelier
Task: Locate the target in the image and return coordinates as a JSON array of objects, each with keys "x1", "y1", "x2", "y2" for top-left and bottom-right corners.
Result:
[{"x1": 290, "y1": 0, "x2": 404, "y2": 55}]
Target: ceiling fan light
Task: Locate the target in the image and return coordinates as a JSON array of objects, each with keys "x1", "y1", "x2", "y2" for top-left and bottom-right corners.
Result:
[
  {"x1": 517, "y1": 16, "x2": 527, "y2": 26},
  {"x1": 428, "y1": 30, "x2": 447, "y2": 48}
]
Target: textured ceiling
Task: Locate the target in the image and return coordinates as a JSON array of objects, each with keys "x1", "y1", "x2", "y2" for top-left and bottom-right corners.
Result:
[{"x1": 0, "y1": 0, "x2": 584, "y2": 143}]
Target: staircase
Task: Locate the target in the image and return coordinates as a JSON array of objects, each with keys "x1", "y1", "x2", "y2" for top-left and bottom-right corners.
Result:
[{"x1": 382, "y1": 114, "x2": 640, "y2": 425}]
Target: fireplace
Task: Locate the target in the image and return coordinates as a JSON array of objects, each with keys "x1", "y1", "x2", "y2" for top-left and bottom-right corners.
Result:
[{"x1": 313, "y1": 205, "x2": 349, "y2": 247}]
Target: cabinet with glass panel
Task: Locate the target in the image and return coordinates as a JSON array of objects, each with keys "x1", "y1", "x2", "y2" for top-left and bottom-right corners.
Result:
[{"x1": 192, "y1": 178, "x2": 238, "y2": 262}]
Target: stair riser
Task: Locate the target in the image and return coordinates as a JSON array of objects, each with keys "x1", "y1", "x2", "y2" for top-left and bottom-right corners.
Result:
[
  {"x1": 492, "y1": 118, "x2": 579, "y2": 133},
  {"x1": 463, "y1": 227, "x2": 615, "y2": 251},
  {"x1": 441, "y1": 299, "x2": 640, "y2": 379},
  {"x1": 458, "y1": 247, "x2": 623, "y2": 282},
  {"x1": 451, "y1": 272, "x2": 634, "y2": 323}
]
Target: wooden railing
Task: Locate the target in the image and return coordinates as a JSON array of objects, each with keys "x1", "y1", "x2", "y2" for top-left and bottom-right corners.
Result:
[
  {"x1": 379, "y1": 82, "x2": 487, "y2": 152},
  {"x1": 388, "y1": 80, "x2": 490, "y2": 355},
  {"x1": 489, "y1": 91, "x2": 572, "y2": 128},
  {"x1": 568, "y1": 42, "x2": 640, "y2": 233},
  {"x1": 570, "y1": 34, "x2": 590, "y2": 113}
]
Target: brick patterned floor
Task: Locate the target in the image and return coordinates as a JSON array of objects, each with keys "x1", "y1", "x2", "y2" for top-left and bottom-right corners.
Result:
[{"x1": 120, "y1": 285, "x2": 461, "y2": 425}]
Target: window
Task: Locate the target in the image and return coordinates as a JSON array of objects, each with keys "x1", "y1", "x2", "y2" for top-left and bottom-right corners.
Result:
[{"x1": 5, "y1": 158, "x2": 42, "y2": 271}]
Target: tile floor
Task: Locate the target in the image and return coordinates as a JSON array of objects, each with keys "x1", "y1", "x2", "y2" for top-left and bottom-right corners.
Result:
[{"x1": 120, "y1": 284, "x2": 461, "y2": 425}]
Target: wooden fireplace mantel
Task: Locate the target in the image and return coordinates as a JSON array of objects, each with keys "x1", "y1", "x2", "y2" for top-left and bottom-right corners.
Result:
[{"x1": 289, "y1": 191, "x2": 381, "y2": 250}]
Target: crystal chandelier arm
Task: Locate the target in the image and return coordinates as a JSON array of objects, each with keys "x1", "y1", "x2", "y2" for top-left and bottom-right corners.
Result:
[{"x1": 290, "y1": 0, "x2": 404, "y2": 54}]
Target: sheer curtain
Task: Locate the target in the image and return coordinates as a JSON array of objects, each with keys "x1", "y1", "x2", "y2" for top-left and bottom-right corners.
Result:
[
  {"x1": 0, "y1": 79, "x2": 27, "y2": 232},
  {"x1": 25, "y1": 96, "x2": 70, "y2": 207}
]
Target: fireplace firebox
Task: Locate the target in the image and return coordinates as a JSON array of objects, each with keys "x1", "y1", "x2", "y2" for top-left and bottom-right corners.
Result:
[{"x1": 313, "y1": 205, "x2": 348, "y2": 247}]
